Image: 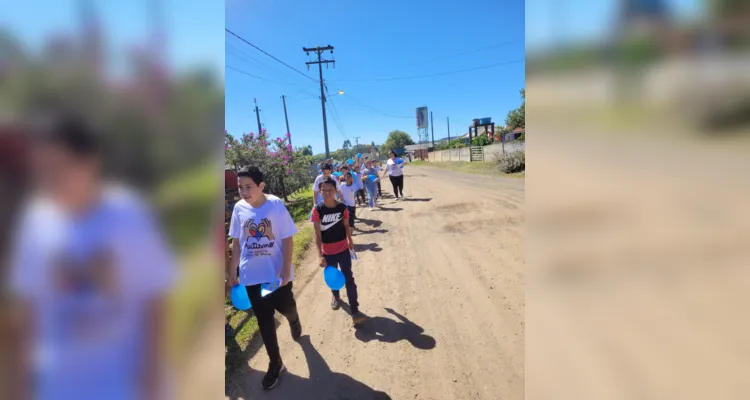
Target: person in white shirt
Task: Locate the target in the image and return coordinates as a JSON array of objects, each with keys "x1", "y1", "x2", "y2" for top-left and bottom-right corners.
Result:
[
  {"x1": 228, "y1": 166, "x2": 301, "y2": 390},
  {"x1": 312, "y1": 163, "x2": 340, "y2": 208},
  {"x1": 382, "y1": 150, "x2": 405, "y2": 200},
  {"x1": 338, "y1": 172, "x2": 358, "y2": 230},
  {"x1": 373, "y1": 162, "x2": 383, "y2": 198},
  {"x1": 9, "y1": 115, "x2": 175, "y2": 400}
]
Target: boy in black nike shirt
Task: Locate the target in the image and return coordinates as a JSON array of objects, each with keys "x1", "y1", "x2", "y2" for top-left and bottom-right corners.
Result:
[{"x1": 311, "y1": 177, "x2": 367, "y2": 325}]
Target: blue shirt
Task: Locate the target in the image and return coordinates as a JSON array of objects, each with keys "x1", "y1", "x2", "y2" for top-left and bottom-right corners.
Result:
[
  {"x1": 351, "y1": 172, "x2": 363, "y2": 190},
  {"x1": 362, "y1": 168, "x2": 379, "y2": 191}
]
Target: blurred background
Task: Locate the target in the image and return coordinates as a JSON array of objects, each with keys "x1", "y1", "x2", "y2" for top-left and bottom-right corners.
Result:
[
  {"x1": 528, "y1": 0, "x2": 750, "y2": 134},
  {"x1": 0, "y1": 1, "x2": 224, "y2": 398},
  {"x1": 527, "y1": 0, "x2": 750, "y2": 398}
]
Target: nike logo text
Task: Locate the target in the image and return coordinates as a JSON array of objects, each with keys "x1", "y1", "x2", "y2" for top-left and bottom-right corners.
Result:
[{"x1": 320, "y1": 213, "x2": 343, "y2": 231}]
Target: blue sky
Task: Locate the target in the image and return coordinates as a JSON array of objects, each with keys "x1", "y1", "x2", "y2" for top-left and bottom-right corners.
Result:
[
  {"x1": 3, "y1": 1, "x2": 703, "y2": 156},
  {"x1": 1, "y1": 0, "x2": 224, "y2": 76},
  {"x1": 225, "y1": 0, "x2": 526, "y2": 154}
]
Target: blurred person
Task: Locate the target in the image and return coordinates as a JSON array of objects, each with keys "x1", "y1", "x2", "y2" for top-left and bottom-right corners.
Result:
[
  {"x1": 7, "y1": 114, "x2": 176, "y2": 400},
  {"x1": 226, "y1": 166, "x2": 301, "y2": 391},
  {"x1": 361, "y1": 160, "x2": 380, "y2": 210},
  {"x1": 338, "y1": 172, "x2": 358, "y2": 230},
  {"x1": 373, "y1": 161, "x2": 383, "y2": 198},
  {"x1": 383, "y1": 150, "x2": 405, "y2": 200},
  {"x1": 351, "y1": 164, "x2": 366, "y2": 207},
  {"x1": 339, "y1": 165, "x2": 351, "y2": 187}
]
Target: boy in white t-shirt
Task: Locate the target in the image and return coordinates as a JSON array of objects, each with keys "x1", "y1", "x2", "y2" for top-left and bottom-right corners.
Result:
[
  {"x1": 9, "y1": 115, "x2": 176, "y2": 400},
  {"x1": 312, "y1": 163, "x2": 340, "y2": 208},
  {"x1": 338, "y1": 172, "x2": 358, "y2": 230},
  {"x1": 228, "y1": 166, "x2": 301, "y2": 391}
]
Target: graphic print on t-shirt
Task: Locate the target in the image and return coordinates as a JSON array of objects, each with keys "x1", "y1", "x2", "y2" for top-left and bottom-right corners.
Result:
[
  {"x1": 52, "y1": 246, "x2": 123, "y2": 344},
  {"x1": 243, "y1": 218, "x2": 276, "y2": 257},
  {"x1": 320, "y1": 212, "x2": 343, "y2": 231}
]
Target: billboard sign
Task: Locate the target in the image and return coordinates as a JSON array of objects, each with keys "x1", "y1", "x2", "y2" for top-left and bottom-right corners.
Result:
[{"x1": 416, "y1": 106, "x2": 428, "y2": 129}]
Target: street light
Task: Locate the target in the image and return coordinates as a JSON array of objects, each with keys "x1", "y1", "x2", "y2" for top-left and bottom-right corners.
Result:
[{"x1": 337, "y1": 90, "x2": 344, "y2": 95}]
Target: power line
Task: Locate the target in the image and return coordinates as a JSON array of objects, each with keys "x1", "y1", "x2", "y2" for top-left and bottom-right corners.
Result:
[
  {"x1": 336, "y1": 59, "x2": 524, "y2": 82},
  {"x1": 288, "y1": 82, "x2": 319, "y2": 98},
  {"x1": 226, "y1": 44, "x2": 301, "y2": 83},
  {"x1": 327, "y1": 101, "x2": 347, "y2": 141},
  {"x1": 404, "y1": 41, "x2": 522, "y2": 66},
  {"x1": 226, "y1": 65, "x2": 307, "y2": 86},
  {"x1": 338, "y1": 93, "x2": 412, "y2": 119},
  {"x1": 325, "y1": 86, "x2": 348, "y2": 140},
  {"x1": 226, "y1": 28, "x2": 318, "y2": 83}
]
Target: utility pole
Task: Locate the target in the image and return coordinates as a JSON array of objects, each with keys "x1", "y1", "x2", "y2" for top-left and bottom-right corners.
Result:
[
  {"x1": 253, "y1": 98, "x2": 262, "y2": 135},
  {"x1": 281, "y1": 95, "x2": 291, "y2": 147},
  {"x1": 353, "y1": 136, "x2": 361, "y2": 157},
  {"x1": 447, "y1": 117, "x2": 451, "y2": 142},
  {"x1": 430, "y1": 111, "x2": 435, "y2": 147},
  {"x1": 303, "y1": 45, "x2": 335, "y2": 158},
  {"x1": 447, "y1": 117, "x2": 451, "y2": 161}
]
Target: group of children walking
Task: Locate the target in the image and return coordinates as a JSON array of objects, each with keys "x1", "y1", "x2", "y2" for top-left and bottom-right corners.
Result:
[{"x1": 226, "y1": 150, "x2": 407, "y2": 391}]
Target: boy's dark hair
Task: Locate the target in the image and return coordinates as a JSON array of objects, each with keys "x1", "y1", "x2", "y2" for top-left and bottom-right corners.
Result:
[
  {"x1": 340, "y1": 165, "x2": 349, "y2": 170},
  {"x1": 237, "y1": 166, "x2": 264, "y2": 185},
  {"x1": 34, "y1": 113, "x2": 100, "y2": 157},
  {"x1": 344, "y1": 172, "x2": 353, "y2": 180},
  {"x1": 321, "y1": 163, "x2": 332, "y2": 171},
  {"x1": 318, "y1": 176, "x2": 337, "y2": 190}
]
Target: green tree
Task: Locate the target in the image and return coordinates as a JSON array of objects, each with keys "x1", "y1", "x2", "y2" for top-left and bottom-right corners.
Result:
[
  {"x1": 301, "y1": 145, "x2": 313, "y2": 156},
  {"x1": 471, "y1": 135, "x2": 492, "y2": 147},
  {"x1": 380, "y1": 130, "x2": 415, "y2": 153},
  {"x1": 342, "y1": 139, "x2": 351, "y2": 157},
  {"x1": 505, "y1": 88, "x2": 525, "y2": 130}
]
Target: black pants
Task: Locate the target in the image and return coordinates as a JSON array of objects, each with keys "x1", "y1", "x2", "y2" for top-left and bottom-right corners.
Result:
[
  {"x1": 325, "y1": 251, "x2": 359, "y2": 313},
  {"x1": 347, "y1": 205, "x2": 356, "y2": 228},
  {"x1": 376, "y1": 181, "x2": 382, "y2": 196},
  {"x1": 356, "y1": 189, "x2": 366, "y2": 205},
  {"x1": 389, "y1": 175, "x2": 404, "y2": 198},
  {"x1": 246, "y1": 282, "x2": 299, "y2": 364}
]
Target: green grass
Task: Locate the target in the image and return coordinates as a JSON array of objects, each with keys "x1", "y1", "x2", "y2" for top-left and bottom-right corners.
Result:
[
  {"x1": 155, "y1": 163, "x2": 219, "y2": 250},
  {"x1": 410, "y1": 160, "x2": 525, "y2": 178},
  {"x1": 166, "y1": 246, "x2": 219, "y2": 366},
  {"x1": 225, "y1": 187, "x2": 316, "y2": 372},
  {"x1": 286, "y1": 188, "x2": 314, "y2": 222},
  {"x1": 154, "y1": 164, "x2": 222, "y2": 365}
]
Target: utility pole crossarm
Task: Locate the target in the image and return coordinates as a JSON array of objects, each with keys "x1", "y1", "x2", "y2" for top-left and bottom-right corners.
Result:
[{"x1": 303, "y1": 45, "x2": 334, "y2": 52}]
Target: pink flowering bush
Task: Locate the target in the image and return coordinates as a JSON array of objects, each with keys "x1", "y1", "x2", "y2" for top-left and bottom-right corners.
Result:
[{"x1": 225, "y1": 129, "x2": 314, "y2": 199}]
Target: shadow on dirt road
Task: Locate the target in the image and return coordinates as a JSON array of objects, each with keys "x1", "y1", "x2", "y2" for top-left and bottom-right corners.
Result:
[
  {"x1": 225, "y1": 335, "x2": 392, "y2": 400},
  {"x1": 339, "y1": 303, "x2": 437, "y2": 351}
]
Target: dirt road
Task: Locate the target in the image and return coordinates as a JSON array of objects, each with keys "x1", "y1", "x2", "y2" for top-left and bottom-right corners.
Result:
[{"x1": 225, "y1": 166, "x2": 525, "y2": 400}]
